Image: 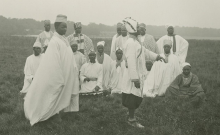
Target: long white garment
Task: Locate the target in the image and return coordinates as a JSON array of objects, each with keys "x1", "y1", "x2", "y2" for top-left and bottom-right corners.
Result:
[
  {"x1": 73, "y1": 51, "x2": 86, "y2": 71},
  {"x1": 109, "y1": 60, "x2": 125, "y2": 94},
  {"x1": 156, "y1": 35, "x2": 189, "y2": 65},
  {"x1": 36, "y1": 31, "x2": 54, "y2": 52},
  {"x1": 20, "y1": 54, "x2": 44, "y2": 93},
  {"x1": 110, "y1": 35, "x2": 129, "y2": 60},
  {"x1": 138, "y1": 34, "x2": 159, "y2": 54},
  {"x1": 110, "y1": 34, "x2": 120, "y2": 58},
  {"x1": 96, "y1": 53, "x2": 113, "y2": 90},
  {"x1": 80, "y1": 62, "x2": 103, "y2": 93},
  {"x1": 122, "y1": 37, "x2": 158, "y2": 97},
  {"x1": 24, "y1": 32, "x2": 79, "y2": 126},
  {"x1": 143, "y1": 53, "x2": 181, "y2": 97}
]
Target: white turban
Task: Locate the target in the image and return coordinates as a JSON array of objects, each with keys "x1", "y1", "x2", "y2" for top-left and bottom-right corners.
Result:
[
  {"x1": 123, "y1": 17, "x2": 138, "y2": 33},
  {"x1": 33, "y1": 42, "x2": 41, "y2": 48},
  {"x1": 97, "y1": 41, "x2": 105, "y2": 47},
  {"x1": 163, "y1": 39, "x2": 172, "y2": 47},
  {"x1": 55, "y1": 14, "x2": 67, "y2": 23},
  {"x1": 182, "y1": 62, "x2": 191, "y2": 69}
]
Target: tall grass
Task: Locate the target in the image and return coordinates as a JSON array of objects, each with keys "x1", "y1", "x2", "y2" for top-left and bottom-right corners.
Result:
[{"x1": 0, "y1": 36, "x2": 220, "y2": 135}]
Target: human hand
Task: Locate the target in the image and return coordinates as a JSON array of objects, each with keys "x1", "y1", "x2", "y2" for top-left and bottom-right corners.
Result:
[
  {"x1": 84, "y1": 78, "x2": 90, "y2": 82},
  {"x1": 134, "y1": 81, "x2": 140, "y2": 88}
]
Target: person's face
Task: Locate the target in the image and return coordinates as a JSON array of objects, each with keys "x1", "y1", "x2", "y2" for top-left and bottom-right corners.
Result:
[
  {"x1": 117, "y1": 28, "x2": 121, "y2": 35},
  {"x1": 138, "y1": 27, "x2": 146, "y2": 36},
  {"x1": 116, "y1": 50, "x2": 123, "y2": 60},
  {"x1": 146, "y1": 61, "x2": 153, "y2": 71},
  {"x1": 89, "y1": 53, "x2": 96, "y2": 62},
  {"x1": 33, "y1": 47, "x2": 41, "y2": 56},
  {"x1": 97, "y1": 45, "x2": 104, "y2": 54},
  {"x1": 44, "y1": 24, "x2": 51, "y2": 32},
  {"x1": 56, "y1": 22, "x2": 67, "y2": 35},
  {"x1": 121, "y1": 29, "x2": 127, "y2": 37},
  {"x1": 75, "y1": 27, "x2": 82, "y2": 34},
  {"x1": 183, "y1": 66, "x2": 191, "y2": 76},
  {"x1": 71, "y1": 44, "x2": 78, "y2": 52},
  {"x1": 164, "y1": 45, "x2": 171, "y2": 54},
  {"x1": 167, "y1": 26, "x2": 174, "y2": 35}
]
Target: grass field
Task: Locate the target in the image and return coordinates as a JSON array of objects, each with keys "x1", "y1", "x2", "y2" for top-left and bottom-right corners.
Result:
[{"x1": 0, "y1": 36, "x2": 220, "y2": 135}]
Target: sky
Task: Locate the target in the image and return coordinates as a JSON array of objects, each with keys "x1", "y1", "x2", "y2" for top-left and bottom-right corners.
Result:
[{"x1": 0, "y1": 0, "x2": 219, "y2": 28}]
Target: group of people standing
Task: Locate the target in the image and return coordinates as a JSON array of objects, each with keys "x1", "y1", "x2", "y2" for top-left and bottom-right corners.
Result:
[{"x1": 20, "y1": 15, "x2": 205, "y2": 128}]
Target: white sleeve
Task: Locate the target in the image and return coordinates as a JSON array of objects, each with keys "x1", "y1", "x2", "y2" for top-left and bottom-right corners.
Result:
[
  {"x1": 126, "y1": 43, "x2": 139, "y2": 81},
  {"x1": 80, "y1": 64, "x2": 86, "y2": 83}
]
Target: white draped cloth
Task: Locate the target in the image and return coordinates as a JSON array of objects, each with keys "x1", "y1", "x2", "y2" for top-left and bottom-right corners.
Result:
[
  {"x1": 122, "y1": 37, "x2": 158, "y2": 97},
  {"x1": 110, "y1": 34, "x2": 120, "y2": 58},
  {"x1": 156, "y1": 35, "x2": 189, "y2": 65},
  {"x1": 24, "y1": 32, "x2": 79, "y2": 126},
  {"x1": 96, "y1": 53, "x2": 113, "y2": 90},
  {"x1": 110, "y1": 35, "x2": 129, "y2": 60},
  {"x1": 20, "y1": 54, "x2": 44, "y2": 93},
  {"x1": 109, "y1": 60, "x2": 126, "y2": 94},
  {"x1": 143, "y1": 53, "x2": 181, "y2": 97},
  {"x1": 36, "y1": 31, "x2": 54, "y2": 52},
  {"x1": 80, "y1": 62, "x2": 103, "y2": 93},
  {"x1": 73, "y1": 51, "x2": 86, "y2": 71}
]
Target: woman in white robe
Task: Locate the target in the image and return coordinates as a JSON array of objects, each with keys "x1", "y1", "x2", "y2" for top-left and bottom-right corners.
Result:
[
  {"x1": 24, "y1": 15, "x2": 79, "y2": 126},
  {"x1": 20, "y1": 42, "x2": 43, "y2": 93}
]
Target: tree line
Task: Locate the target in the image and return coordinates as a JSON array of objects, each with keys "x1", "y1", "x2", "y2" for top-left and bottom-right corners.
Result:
[{"x1": 0, "y1": 16, "x2": 219, "y2": 38}]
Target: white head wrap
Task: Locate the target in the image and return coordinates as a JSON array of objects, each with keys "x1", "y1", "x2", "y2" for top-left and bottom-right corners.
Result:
[
  {"x1": 33, "y1": 42, "x2": 42, "y2": 48},
  {"x1": 123, "y1": 17, "x2": 138, "y2": 33},
  {"x1": 163, "y1": 39, "x2": 172, "y2": 47},
  {"x1": 182, "y1": 62, "x2": 191, "y2": 69},
  {"x1": 55, "y1": 14, "x2": 67, "y2": 23},
  {"x1": 116, "y1": 47, "x2": 123, "y2": 52},
  {"x1": 97, "y1": 41, "x2": 105, "y2": 47}
]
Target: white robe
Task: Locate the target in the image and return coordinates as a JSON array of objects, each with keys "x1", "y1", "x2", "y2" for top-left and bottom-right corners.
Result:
[
  {"x1": 122, "y1": 37, "x2": 158, "y2": 97},
  {"x1": 96, "y1": 53, "x2": 113, "y2": 90},
  {"x1": 110, "y1": 34, "x2": 120, "y2": 58},
  {"x1": 24, "y1": 32, "x2": 79, "y2": 126},
  {"x1": 109, "y1": 60, "x2": 125, "y2": 94},
  {"x1": 110, "y1": 35, "x2": 129, "y2": 60},
  {"x1": 143, "y1": 53, "x2": 181, "y2": 97},
  {"x1": 73, "y1": 51, "x2": 86, "y2": 71},
  {"x1": 157, "y1": 35, "x2": 189, "y2": 65},
  {"x1": 80, "y1": 62, "x2": 103, "y2": 93},
  {"x1": 36, "y1": 31, "x2": 53, "y2": 52},
  {"x1": 20, "y1": 54, "x2": 44, "y2": 93}
]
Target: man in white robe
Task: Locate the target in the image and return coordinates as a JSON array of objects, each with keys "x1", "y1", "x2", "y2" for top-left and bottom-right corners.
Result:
[
  {"x1": 143, "y1": 39, "x2": 181, "y2": 97},
  {"x1": 109, "y1": 48, "x2": 126, "y2": 94},
  {"x1": 36, "y1": 20, "x2": 54, "y2": 53},
  {"x1": 138, "y1": 23, "x2": 159, "y2": 54},
  {"x1": 20, "y1": 42, "x2": 43, "y2": 93},
  {"x1": 24, "y1": 15, "x2": 79, "y2": 126},
  {"x1": 122, "y1": 17, "x2": 164, "y2": 128},
  {"x1": 80, "y1": 51, "x2": 103, "y2": 95},
  {"x1": 110, "y1": 22, "x2": 123, "y2": 57},
  {"x1": 110, "y1": 25, "x2": 129, "y2": 60},
  {"x1": 67, "y1": 22, "x2": 94, "y2": 62},
  {"x1": 96, "y1": 41, "x2": 113, "y2": 90},
  {"x1": 156, "y1": 25, "x2": 189, "y2": 65}
]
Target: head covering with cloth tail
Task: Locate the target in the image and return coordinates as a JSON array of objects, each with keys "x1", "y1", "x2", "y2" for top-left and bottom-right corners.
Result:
[
  {"x1": 33, "y1": 42, "x2": 42, "y2": 48},
  {"x1": 182, "y1": 62, "x2": 191, "y2": 69},
  {"x1": 97, "y1": 41, "x2": 105, "y2": 47},
  {"x1": 123, "y1": 17, "x2": 138, "y2": 33}
]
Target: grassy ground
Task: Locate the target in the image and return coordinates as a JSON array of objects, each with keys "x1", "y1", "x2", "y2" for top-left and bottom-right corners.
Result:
[{"x1": 0, "y1": 36, "x2": 220, "y2": 135}]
